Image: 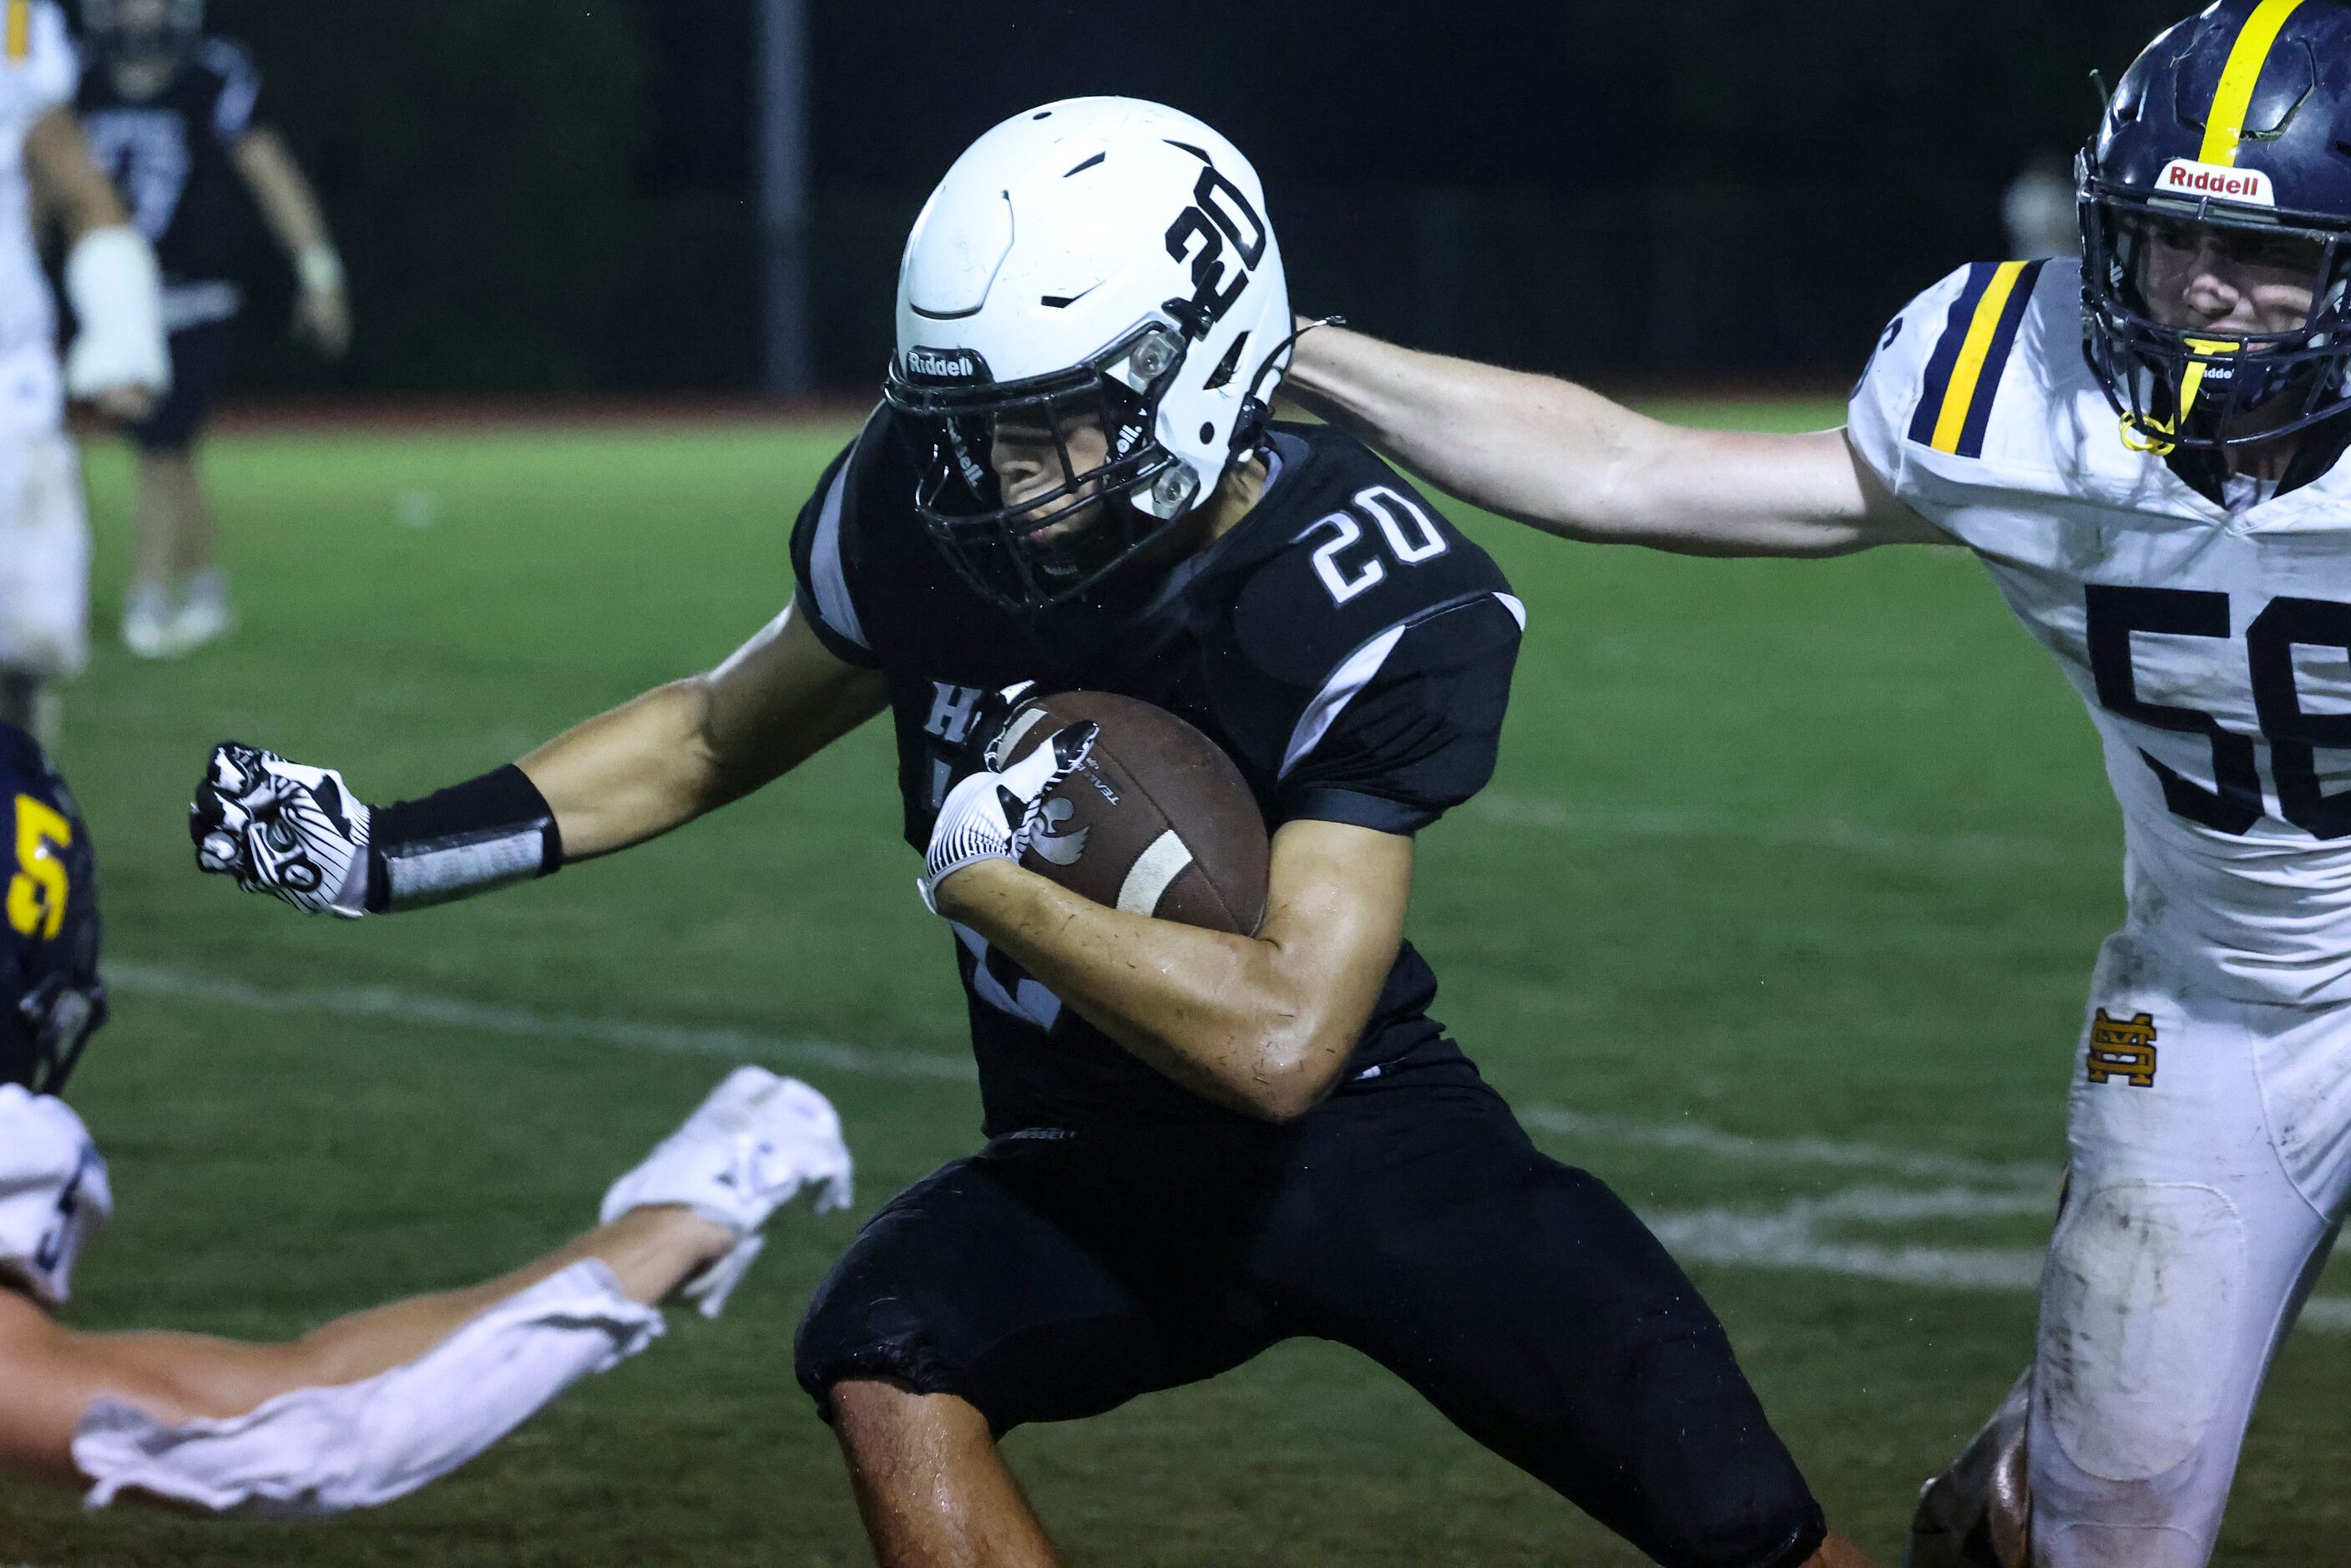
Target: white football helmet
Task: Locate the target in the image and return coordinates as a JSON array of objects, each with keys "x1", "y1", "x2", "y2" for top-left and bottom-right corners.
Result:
[{"x1": 884, "y1": 97, "x2": 1292, "y2": 614}]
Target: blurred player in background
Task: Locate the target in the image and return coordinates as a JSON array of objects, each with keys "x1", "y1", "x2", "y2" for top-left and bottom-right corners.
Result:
[
  {"x1": 77, "y1": 0, "x2": 348, "y2": 659},
  {"x1": 1, "y1": 0, "x2": 167, "y2": 744},
  {"x1": 2002, "y1": 154, "x2": 2081, "y2": 262},
  {"x1": 182, "y1": 98, "x2": 1871, "y2": 1568},
  {"x1": 0, "y1": 718, "x2": 852, "y2": 1515},
  {"x1": 1286, "y1": 3, "x2": 2351, "y2": 1564}
]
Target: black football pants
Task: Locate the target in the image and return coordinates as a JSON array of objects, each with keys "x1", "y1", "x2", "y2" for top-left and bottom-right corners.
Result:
[{"x1": 795, "y1": 1062, "x2": 1825, "y2": 1568}]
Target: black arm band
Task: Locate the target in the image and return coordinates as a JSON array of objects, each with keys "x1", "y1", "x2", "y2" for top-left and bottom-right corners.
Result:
[{"x1": 363, "y1": 765, "x2": 564, "y2": 914}]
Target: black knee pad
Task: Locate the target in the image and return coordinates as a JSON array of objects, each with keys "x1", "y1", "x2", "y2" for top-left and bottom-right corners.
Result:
[
  {"x1": 1610, "y1": 1324, "x2": 1828, "y2": 1568},
  {"x1": 793, "y1": 1261, "x2": 971, "y2": 1423}
]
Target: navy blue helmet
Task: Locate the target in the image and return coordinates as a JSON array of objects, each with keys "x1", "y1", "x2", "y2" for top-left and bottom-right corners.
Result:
[
  {"x1": 0, "y1": 724, "x2": 105, "y2": 1097},
  {"x1": 2081, "y1": 0, "x2": 2351, "y2": 452}
]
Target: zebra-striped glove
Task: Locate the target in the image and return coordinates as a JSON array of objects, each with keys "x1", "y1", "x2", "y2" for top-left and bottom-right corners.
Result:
[
  {"x1": 918, "y1": 720, "x2": 1096, "y2": 916},
  {"x1": 189, "y1": 742, "x2": 372, "y2": 918}
]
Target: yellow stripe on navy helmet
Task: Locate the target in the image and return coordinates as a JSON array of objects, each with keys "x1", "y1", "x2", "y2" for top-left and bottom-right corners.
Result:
[{"x1": 2199, "y1": 0, "x2": 2308, "y2": 167}]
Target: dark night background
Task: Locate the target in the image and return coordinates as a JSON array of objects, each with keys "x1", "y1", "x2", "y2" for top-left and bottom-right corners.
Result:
[{"x1": 184, "y1": 0, "x2": 2196, "y2": 399}]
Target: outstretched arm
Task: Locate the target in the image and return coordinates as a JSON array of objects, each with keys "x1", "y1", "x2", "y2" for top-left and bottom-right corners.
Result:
[
  {"x1": 0, "y1": 1206, "x2": 731, "y2": 1490},
  {"x1": 193, "y1": 599, "x2": 889, "y2": 912},
  {"x1": 937, "y1": 819, "x2": 1411, "y2": 1124},
  {"x1": 1284, "y1": 326, "x2": 1942, "y2": 558},
  {"x1": 518, "y1": 599, "x2": 888, "y2": 860},
  {"x1": 0, "y1": 1065, "x2": 851, "y2": 1509}
]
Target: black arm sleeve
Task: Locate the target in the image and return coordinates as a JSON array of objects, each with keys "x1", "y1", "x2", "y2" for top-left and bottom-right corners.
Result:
[
  {"x1": 1276, "y1": 595, "x2": 1521, "y2": 835},
  {"x1": 363, "y1": 765, "x2": 562, "y2": 913}
]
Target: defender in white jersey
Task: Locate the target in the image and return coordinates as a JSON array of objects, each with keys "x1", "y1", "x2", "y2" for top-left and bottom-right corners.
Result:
[
  {"x1": 0, "y1": 719, "x2": 855, "y2": 1516},
  {"x1": 1284, "y1": 4, "x2": 2351, "y2": 1562},
  {"x1": 0, "y1": 0, "x2": 167, "y2": 740}
]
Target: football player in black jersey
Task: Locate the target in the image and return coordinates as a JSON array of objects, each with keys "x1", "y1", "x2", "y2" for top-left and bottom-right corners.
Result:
[
  {"x1": 187, "y1": 99, "x2": 1867, "y2": 1568},
  {"x1": 77, "y1": 0, "x2": 348, "y2": 659}
]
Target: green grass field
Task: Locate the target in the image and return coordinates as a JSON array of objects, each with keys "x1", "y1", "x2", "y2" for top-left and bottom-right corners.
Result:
[{"x1": 3, "y1": 403, "x2": 2345, "y2": 1566}]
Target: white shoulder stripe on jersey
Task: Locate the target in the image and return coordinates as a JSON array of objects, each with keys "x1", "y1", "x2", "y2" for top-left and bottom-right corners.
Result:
[
  {"x1": 1281, "y1": 624, "x2": 1408, "y2": 780},
  {"x1": 1279, "y1": 591, "x2": 1524, "y2": 780},
  {"x1": 807, "y1": 460, "x2": 869, "y2": 653}
]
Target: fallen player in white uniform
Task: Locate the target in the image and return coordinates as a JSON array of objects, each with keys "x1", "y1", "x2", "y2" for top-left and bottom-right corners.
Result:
[
  {"x1": 0, "y1": 0, "x2": 169, "y2": 741},
  {"x1": 0, "y1": 716, "x2": 852, "y2": 1515},
  {"x1": 1283, "y1": 3, "x2": 2351, "y2": 1562}
]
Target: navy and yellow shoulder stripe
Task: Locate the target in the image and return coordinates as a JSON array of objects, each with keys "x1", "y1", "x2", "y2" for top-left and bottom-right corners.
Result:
[
  {"x1": 1906, "y1": 260, "x2": 2050, "y2": 460},
  {"x1": 5, "y1": 1, "x2": 33, "y2": 63}
]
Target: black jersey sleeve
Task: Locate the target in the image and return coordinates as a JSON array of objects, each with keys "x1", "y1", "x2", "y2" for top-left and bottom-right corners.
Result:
[
  {"x1": 786, "y1": 429, "x2": 882, "y2": 670},
  {"x1": 1274, "y1": 593, "x2": 1523, "y2": 834}
]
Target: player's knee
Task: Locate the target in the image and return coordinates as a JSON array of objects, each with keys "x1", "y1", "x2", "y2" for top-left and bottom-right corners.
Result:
[
  {"x1": 794, "y1": 1280, "x2": 955, "y2": 1427},
  {"x1": 2035, "y1": 1184, "x2": 2242, "y2": 1460},
  {"x1": 1615, "y1": 1326, "x2": 1825, "y2": 1568},
  {"x1": 2025, "y1": 1181, "x2": 2251, "y2": 1565}
]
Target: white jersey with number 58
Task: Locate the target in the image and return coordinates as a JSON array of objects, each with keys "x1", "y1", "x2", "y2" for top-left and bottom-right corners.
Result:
[{"x1": 1849, "y1": 257, "x2": 2351, "y2": 1007}]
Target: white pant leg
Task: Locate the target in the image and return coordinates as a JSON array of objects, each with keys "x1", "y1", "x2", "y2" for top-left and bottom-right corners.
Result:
[
  {"x1": 2029, "y1": 932, "x2": 2348, "y2": 1568},
  {"x1": 0, "y1": 427, "x2": 89, "y2": 680}
]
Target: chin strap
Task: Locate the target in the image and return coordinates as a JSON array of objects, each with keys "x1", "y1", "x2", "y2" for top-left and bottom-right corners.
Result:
[
  {"x1": 2121, "y1": 336, "x2": 2241, "y2": 456},
  {"x1": 1232, "y1": 314, "x2": 1347, "y2": 458}
]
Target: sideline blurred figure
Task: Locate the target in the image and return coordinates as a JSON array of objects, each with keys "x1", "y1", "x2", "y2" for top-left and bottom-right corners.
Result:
[
  {"x1": 0, "y1": 0, "x2": 167, "y2": 746},
  {"x1": 77, "y1": 0, "x2": 347, "y2": 659},
  {"x1": 2003, "y1": 154, "x2": 2081, "y2": 261},
  {"x1": 0, "y1": 719, "x2": 853, "y2": 1515}
]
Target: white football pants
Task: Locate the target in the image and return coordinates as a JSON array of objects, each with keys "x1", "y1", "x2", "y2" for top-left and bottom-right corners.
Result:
[
  {"x1": 2029, "y1": 929, "x2": 2350, "y2": 1568},
  {"x1": 0, "y1": 426, "x2": 90, "y2": 681}
]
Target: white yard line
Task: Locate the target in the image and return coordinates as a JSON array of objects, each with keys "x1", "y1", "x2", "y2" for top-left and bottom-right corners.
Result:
[
  {"x1": 1472, "y1": 792, "x2": 2113, "y2": 869},
  {"x1": 1519, "y1": 1105, "x2": 2060, "y2": 1189},
  {"x1": 108, "y1": 958, "x2": 2351, "y2": 1333},
  {"x1": 105, "y1": 961, "x2": 977, "y2": 1082}
]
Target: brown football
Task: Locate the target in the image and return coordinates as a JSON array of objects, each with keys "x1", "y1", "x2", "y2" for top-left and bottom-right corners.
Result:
[{"x1": 994, "y1": 690, "x2": 1270, "y2": 935}]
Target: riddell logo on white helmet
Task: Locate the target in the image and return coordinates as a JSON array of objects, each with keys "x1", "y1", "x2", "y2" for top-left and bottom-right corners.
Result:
[
  {"x1": 904, "y1": 346, "x2": 984, "y2": 382},
  {"x1": 2156, "y1": 159, "x2": 2277, "y2": 207}
]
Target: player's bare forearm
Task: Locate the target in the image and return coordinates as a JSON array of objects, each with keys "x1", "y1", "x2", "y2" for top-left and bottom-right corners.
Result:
[
  {"x1": 231, "y1": 128, "x2": 333, "y2": 260},
  {"x1": 519, "y1": 602, "x2": 887, "y2": 861},
  {"x1": 1284, "y1": 324, "x2": 1939, "y2": 557},
  {"x1": 0, "y1": 1208, "x2": 730, "y2": 1491},
  {"x1": 936, "y1": 821, "x2": 1411, "y2": 1122},
  {"x1": 23, "y1": 108, "x2": 131, "y2": 243}
]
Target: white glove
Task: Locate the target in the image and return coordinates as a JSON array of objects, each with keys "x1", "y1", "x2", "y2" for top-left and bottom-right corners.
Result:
[
  {"x1": 918, "y1": 719, "x2": 1097, "y2": 915},
  {"x1": 63, "y1": 226, "x2": 170, "y2": 403},
  {"x1": 600, "y1": 1066, "x2": 853, "y2": 1320},
  {"x1": 188, "y1": 742, "x2": 372, "y2": 918}
]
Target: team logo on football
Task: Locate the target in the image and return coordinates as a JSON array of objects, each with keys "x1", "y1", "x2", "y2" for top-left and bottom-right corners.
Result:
[
  {"x1": 2155, "y1": 159, "x2": 2276, "y2": 208},
  {"x1": 2086, "y1": 1009, "x2": 2158, "y2": 1088},
  {"x1": 1028, "y1": 795, "x2": 1090, "y2": 867}
]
